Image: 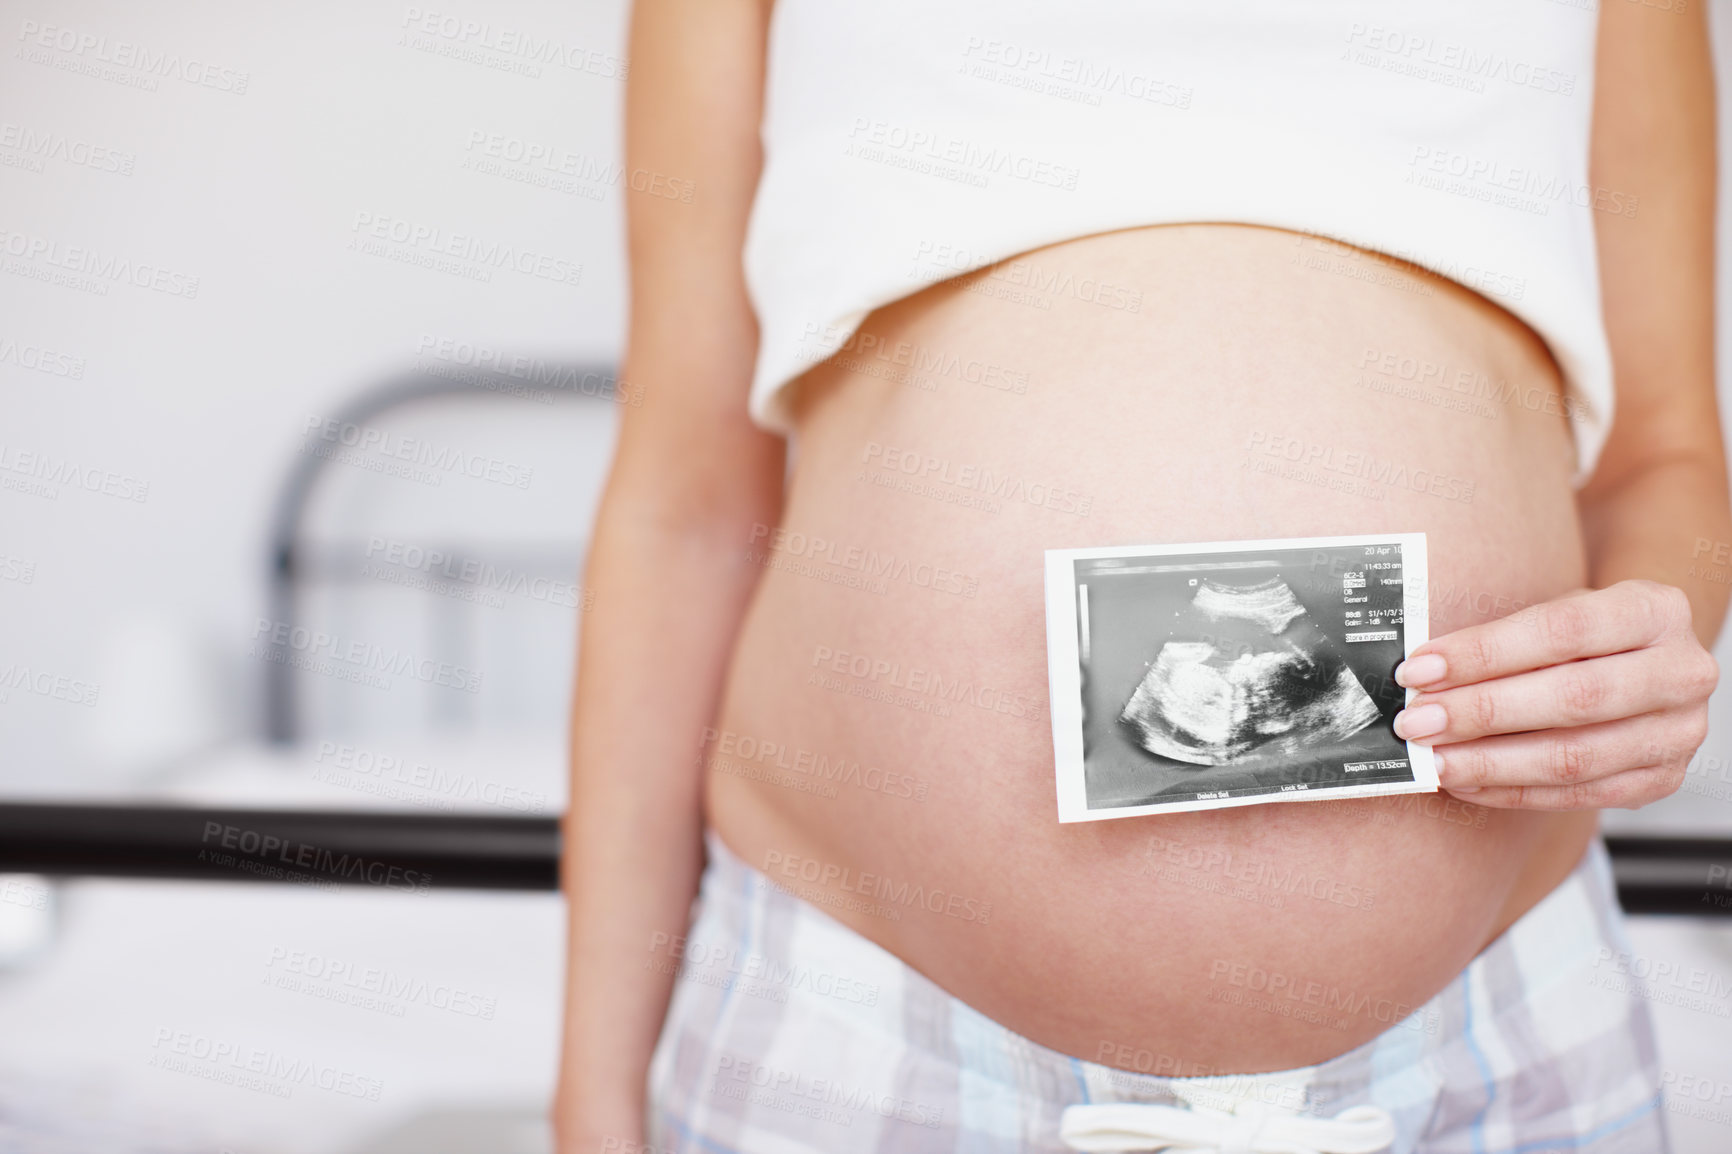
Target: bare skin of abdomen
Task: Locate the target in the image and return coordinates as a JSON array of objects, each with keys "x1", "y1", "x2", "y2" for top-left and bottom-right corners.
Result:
[{"x1": 706, "y1": 223, "x2": 1599, "y2": 1075}]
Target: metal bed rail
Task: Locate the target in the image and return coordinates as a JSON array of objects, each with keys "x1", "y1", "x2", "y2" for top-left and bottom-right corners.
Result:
[
  {"x1": 264, "y1": 359, "x2": 617, "y2": 744},
  {"x1": 0, "y1": 803, "x2": 557, "y2": 892},
  {"x1": 2, "y1": 803, "x2": 1730, "y2": 916}
]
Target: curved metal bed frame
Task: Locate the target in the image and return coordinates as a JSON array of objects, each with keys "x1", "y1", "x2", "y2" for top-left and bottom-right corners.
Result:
[{"x1": 1, "y1": 360, "x2": 1729, "y2": 915}]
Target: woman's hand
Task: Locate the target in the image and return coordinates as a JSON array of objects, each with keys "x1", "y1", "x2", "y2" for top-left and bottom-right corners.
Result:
[{"x1": 1392, "y1": 580, "x2": 1718, "y2": 810}]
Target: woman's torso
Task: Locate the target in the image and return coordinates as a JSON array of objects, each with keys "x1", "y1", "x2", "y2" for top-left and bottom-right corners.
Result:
[
  {"x1": 744, "y1": 0, "x2": 1612, "y2": 480},
  {"x1": 707, "y1": 222, "x2": 1598, "y2": 1074}
]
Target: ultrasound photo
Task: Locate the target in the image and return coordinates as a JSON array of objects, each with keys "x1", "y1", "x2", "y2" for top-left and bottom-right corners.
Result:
[{"x1": 1043, "y1": 534, "x2": 1436, "y2": 821}]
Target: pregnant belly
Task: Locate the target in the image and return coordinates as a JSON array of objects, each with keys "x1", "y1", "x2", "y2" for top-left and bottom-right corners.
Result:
[{"x1": 706, "y1": 223, "x2": 1598, "y2": 1074}]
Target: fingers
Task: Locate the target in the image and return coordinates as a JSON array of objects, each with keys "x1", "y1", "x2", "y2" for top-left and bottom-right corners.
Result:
[
  {"x1": 1389, "y1": 579, "x2": 1714, "y2": 814},
  {"x1": 1393, "y1": 643, "x2": 1717, "y2": 743},
  {"x1": 1395, "y1": 580, "x2": 1694, "y2": 691},
  {"x1": 1432, "y1": 710, "x2": 1701, "y2": 794}
]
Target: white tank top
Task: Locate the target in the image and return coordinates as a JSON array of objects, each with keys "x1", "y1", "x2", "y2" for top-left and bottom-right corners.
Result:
[{"x1": 742, "y1": 1, "x2": 1614, "y2": 484}]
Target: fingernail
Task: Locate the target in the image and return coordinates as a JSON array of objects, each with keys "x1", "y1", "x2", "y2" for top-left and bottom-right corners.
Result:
[
  {"x1": 1395, "y1": 703, "x2": 1447, "y2": 740},
  {"x1": 1396, "y1": 654, "x2": 1447, "y2": 688}
]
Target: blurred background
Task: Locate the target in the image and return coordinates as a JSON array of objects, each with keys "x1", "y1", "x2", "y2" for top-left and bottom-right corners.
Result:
[{"x1": 2, "y1": 1, "x2": 1732, "y2": 1151}]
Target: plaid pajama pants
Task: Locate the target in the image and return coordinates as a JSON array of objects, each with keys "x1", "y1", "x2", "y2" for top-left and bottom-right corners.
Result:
[{"x1": 645, "y1": 831, "x2": 1667, "y2": 1153}]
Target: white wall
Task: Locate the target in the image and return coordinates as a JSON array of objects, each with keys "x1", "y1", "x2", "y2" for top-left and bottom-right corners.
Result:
[{"x1": 1, "y1": 0, "x2": 629, "y2": 791}]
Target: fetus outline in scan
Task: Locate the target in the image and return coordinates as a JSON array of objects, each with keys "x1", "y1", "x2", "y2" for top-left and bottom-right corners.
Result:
[{"x1": 1117, "y1": 576, "x2": 1380, "y2": 767}]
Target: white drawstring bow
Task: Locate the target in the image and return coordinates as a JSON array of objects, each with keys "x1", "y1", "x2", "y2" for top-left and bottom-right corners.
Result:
[{"x1": 1059, "y1": 1097, "x2": 1396, "y2": 1154}]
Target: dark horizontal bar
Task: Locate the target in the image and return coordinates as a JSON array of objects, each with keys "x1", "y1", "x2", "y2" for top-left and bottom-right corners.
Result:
[
  {"x1": 0, "y1": 804, "x2": 559, "y2": 892},
  {"x1": 1603, "y1": 835, "x2": 1732, "y2": 916},
  {"x1": 0, "y1": 806, "x2": 1728, "y2": 914}
]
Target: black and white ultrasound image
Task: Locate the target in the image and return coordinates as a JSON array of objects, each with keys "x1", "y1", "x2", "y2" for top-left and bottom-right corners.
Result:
[{"x1": 1076, "y1": 543, "x2": 1413, "y2": 810}]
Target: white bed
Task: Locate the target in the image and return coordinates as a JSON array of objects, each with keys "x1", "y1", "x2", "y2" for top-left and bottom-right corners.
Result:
[{"x1": 0, "y1": 738, "x2": 567, "y2": 1154}]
